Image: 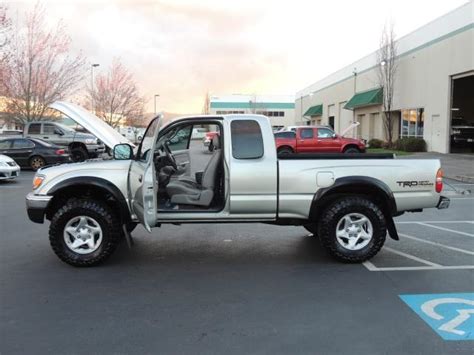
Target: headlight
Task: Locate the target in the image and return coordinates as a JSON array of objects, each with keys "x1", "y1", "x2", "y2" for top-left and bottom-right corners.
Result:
[
  {"x1": 85, "y1": 138, "x2": 97, "y2": 144},
  {"x1": 32, "y1": 175, "x2": 45, "y2": 190}
]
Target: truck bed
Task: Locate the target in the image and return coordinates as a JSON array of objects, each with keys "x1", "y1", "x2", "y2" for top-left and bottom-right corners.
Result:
[{"x1": 278, "y1": 153, "x2": 394, "y2": 160}]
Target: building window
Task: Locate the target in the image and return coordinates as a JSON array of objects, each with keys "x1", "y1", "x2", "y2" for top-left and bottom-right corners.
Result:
[
  {"x1": 401, "y1": 109, "x2": 424, "y2": 138},
  {"x1": 255, "y1": 111, "x2": 285, "y2": 117}
]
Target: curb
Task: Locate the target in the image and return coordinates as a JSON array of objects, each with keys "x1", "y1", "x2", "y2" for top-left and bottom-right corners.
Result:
[{"x1": 450, "y1": 175, "x2": 474, "y2": 184}]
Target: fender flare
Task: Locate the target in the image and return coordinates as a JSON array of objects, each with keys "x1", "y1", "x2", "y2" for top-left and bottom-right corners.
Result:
[
  {"x1": 309, "y1": 176, "x2": 399, "y2": 240},
  {"x1": 47, "y1": 176, "x2": 131, "y2": 223}
]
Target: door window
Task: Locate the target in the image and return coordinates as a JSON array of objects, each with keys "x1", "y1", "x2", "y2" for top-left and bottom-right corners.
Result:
[
  {"x1": 317, "y1": 128, "x2": 334, "y2": 138},
  {"x1": 0, "y1": 140, "x2": 12, "y2": 149},
  {"x1": 13, "y1": 139, "x2": 34, "y2": 149},
  {"x1": 28, "y1": 123, "x2": 41, "y2": 134},
  {"x1": 43, "y1": 124, "x2": 61, "y2": 135},
  {"x1": 167, "y1": 125, "x2": 192, "y2": 152},
  {"x1": 231, "y1": 120, "x2": 264, "y2": 159},
  {"x1": 138, "y1": 118, "x2": 160, "y2": 162},
  {"x1": 300, "y1": 128, "x2": 314, "y2": 139}
]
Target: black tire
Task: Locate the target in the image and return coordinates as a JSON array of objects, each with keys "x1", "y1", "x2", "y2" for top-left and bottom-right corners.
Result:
[
  {"x1": 278, "y1": 147, "x2": 293, "y2": 155},
  {"x1": 29, "y1": 155, "x2": 46, "y2": 170},
  {"x1": 49, "y1": 199, "x2": 121, "y2": 267},
  {"x1": 318, "y1": 197, "x2": 386, "y2": 263},
  {"x1": 70, "y1": 147, "x2": 88, "y2": 162},
  {"x1": 343, "y1": 147, "x2": 360, "y2": 153}
]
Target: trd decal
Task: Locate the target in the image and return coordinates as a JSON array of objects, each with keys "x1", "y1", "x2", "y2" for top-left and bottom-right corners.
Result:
[{"x1": 396, "y1": 180, "x2": 434, "y2": 188}]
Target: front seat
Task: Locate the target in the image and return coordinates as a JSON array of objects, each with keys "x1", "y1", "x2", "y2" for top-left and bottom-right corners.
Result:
[{"x1": 166, "y1": 136, "x2": 221, "y2": 207}]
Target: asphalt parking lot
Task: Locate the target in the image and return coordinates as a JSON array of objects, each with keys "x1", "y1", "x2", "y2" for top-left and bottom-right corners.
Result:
[{"x1": 1, "y1": 160, "x2": 473, "y2": 354}]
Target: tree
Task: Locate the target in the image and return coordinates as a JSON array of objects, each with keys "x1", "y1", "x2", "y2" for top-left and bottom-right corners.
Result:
[
  {"x1": 87, "y1": 59, "x2": 145, "y2": 128},
  {"x1": 376, "y1": 22, "x2": 398, "y2": 146},
  {"x1": 0, "y1": 4, "x2": 11, "y2": 94},
  {"x1": 0, "y1": 3, "x2": 85, "y2": 124}
]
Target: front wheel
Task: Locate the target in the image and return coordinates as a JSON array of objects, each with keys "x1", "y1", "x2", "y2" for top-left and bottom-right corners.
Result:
[
  {"x1": 49, "y1": 199, "x2": 121, "y2": 267},
  {"x1": 318, "y1": 197, "x2": 386, "y2": 263},
  {"x1": 343, "y1": 147, "x2": 360, "y2": 153},
  {"x1": 277, "y1": 147, "x2": 293, "y2": 155}
]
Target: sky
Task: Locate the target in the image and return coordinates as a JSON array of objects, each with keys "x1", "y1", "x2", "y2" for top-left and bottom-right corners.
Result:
[{"x1": 4, "y1": 0, "x2": 469, "y2": 114}]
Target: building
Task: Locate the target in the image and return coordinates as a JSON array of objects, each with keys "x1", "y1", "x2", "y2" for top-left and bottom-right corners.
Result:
[
  {"x1": 296, "y1": 2, "x2": 473, "y2": 153},
  {"x1": 209, "y1": 94, "x2": 296, "y2": 131}
]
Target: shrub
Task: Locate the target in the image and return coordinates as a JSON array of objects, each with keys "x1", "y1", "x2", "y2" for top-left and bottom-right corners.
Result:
[
  {"x1": 368, "y1": 138, "x2": 384, "y2": 148},
  {"x1": 395, "y1": 137, "x2": 427, "y2": 152}
]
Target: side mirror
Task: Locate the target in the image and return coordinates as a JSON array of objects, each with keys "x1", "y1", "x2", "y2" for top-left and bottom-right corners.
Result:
[
  {"x1": 55, "y1": 129, "x2": 64, "y2": 136},
  {"x1": 113, "y1": 144, "x2": 134, "y2": 160},
  {"x1": 332, "y1": 133, "x2": 337, "y2": 139}
]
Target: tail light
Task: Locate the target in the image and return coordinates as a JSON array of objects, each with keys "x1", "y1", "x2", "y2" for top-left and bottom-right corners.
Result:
[
  {"x1": 55, "y1": 149, "x2": 65, "y2": 155},
  {"x1": 435, "y1": 168, "x2": 443, "y2": 193}
]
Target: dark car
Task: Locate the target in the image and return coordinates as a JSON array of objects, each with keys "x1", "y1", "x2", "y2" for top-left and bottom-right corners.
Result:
[
  {"x1": 451, "y1": 118, "x2": 474, "y2": 151},
  {"x1": 0, "y1": 137, "x2": 70, "y2": 170}
]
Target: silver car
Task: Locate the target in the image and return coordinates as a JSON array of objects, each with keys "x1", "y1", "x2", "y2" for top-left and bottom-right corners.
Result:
[{"x1": 0, "y1": 154, "x2": 20, "y2": 180}]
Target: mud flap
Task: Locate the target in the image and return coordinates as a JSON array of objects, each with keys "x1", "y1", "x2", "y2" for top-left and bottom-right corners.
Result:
[
  {"x1": 386, "y1": 215, "x2": 399, "y2": 240},
  {"x1": 122, "y1": 224, "x2": 134, "y2": 248}
]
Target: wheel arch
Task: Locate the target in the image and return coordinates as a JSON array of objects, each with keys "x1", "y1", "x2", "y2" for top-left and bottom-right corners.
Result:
[
  {"x1": 309, "y1": 176, "x2": 399, "y2": 240},
  {"x1": 277, "y1": 145, "x2": 294, "y2": 153},
  {"x1": 45, "y1": 177, "x2": 131, "y2": 224},
  {"x1": 342, "y1": 144, "x2": 360, "y2": 152}
]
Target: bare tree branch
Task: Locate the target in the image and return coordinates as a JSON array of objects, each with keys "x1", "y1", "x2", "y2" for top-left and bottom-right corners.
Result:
[
  {"x1": 0, "y1": 3, "x2": 86, "y2": 124},
  {"x1": 86, "y1": 59, "x2": 146, "y2": 128},
  {"x1": 376, "y1": 22, "x2": 398, "y2": 145}
]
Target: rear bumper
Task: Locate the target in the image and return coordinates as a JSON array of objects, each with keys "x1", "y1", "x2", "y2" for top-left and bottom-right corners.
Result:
[
  {"x1": 25, "y1": 193, "x2": 52, "y2": 224},
  {"x1": 437, "y1": 196, "x2": 450, "y2": 209}
]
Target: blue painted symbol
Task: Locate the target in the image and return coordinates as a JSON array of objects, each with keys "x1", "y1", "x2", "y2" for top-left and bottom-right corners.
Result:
[{"x1": 400, "y1": 293, "x2": 474, "y2": 340}]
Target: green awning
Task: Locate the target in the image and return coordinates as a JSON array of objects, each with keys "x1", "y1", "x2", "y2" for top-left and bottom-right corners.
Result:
[
  {"x1": 304, "y1": 104, "x2": 323, "y2": 116},
  {"x1": 344, "y1": 88, "x2": 383, "y2": 110}
]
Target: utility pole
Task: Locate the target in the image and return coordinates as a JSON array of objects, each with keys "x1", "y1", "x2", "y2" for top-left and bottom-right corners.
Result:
[
  {"x1": 154, "y1": 94, "x2": 160, "y2": 116},
  {"x1": 91, "y1": 64, "x2": 100, "y2": 114},
  {"x1": 352, "y1": 67, "x2": 357, "y2": 137}
]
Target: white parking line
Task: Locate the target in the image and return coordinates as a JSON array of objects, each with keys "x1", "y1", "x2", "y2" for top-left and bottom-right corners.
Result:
[
  {"x1": 363, "y1": 262, "x2": 474, "y2": 272},
  {"x1": 383, "y1": 247, "x2": 442, "y2": 267},
  {"x1": 399, "y1": 233, "x2": 474, "y2": 256},
  {"x1": 417, "y1": 222, "x2": 474, "y2": 237},
  {"x1": 396, "y1": 221, "x2": 474, "y2": 224}
]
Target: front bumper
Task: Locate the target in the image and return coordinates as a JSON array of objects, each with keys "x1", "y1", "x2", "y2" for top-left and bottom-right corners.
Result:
[
  {"x1": 437, "y1": 196, "x2": 450, "y2": 209},
  {"x1": 26, "y1": 193, "x2": 52, "y2": 223},
  {"x1": 0, "y1": 165, "x2": 20, "y2": 180}
]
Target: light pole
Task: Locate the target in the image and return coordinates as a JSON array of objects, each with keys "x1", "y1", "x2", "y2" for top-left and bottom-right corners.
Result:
[
  {"x1": 154, "y1": 94, "x2": 160, "y2": 116},
  {"x1": 91, "y1": 63, "x2": 100, "y2": 113}
]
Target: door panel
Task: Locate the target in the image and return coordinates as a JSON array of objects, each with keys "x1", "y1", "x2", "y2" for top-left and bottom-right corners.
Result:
[
  {"x1": 128, "y1": 118, "x2": 160, "y2": 232},
  {"x1": 297, "y1": 128, "x2": 317, "y2": 153},
  {"x1": 316, "y1": 127, "x2": 340, "y2": 152}
]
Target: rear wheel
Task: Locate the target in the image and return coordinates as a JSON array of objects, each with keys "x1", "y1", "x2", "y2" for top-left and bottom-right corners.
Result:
[
  {"x1": 29, "y1": 156, "x2": 46, "y2": 170},
  {"x1": 277, "y1": 147, "x2": 293, "y2": 155},
  {"x1": 70, "y1": 147, "x2": 88, "y2": 162},
  {"x1": 318, "y1": 197, "x2": 386, "y2": 262},
  {"x1": 49, "y1": 199, "x2": 121, "y2": 267},
  {"x1": 343, "y1": 147, "x2": 360, "y2": 153}
]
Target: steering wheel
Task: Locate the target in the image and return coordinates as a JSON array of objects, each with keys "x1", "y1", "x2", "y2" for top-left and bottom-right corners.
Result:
[{"x1": 163, "y1": 144, "x2": 178, "y2": 170}]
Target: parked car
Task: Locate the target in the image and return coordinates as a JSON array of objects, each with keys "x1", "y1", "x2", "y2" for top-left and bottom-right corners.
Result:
[
  {"x1": 23, "y1": 121, "x2": 106, "y2": 161},
  {"x1": 274, "y1": 126, "x2": 366, "y2": 154},
  {"x1": 191, "y1": 127, "x2": 207, "y2": 139},
  {"x1": 0, "y1": 137, "x2": 70, "y2": 170},
  {"x1": 0, "y1": 154, "x2": 20, "y2": 180},
  {"x1": 450, "y1": 117, "x2": 474, "y2": 151},
  {"x1": 203, "y1": 131, "x2": 219, "y2": 151},
  {"x1": 26, "y1": 101, "x2": 449, "y2": 267}
]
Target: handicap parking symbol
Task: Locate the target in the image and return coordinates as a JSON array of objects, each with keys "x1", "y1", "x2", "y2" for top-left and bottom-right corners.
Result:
[{"x1": 400, "y1": 293, "x2": 474, "y2": 340}]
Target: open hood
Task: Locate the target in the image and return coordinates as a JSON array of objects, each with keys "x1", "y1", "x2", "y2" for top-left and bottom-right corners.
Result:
[
  {"x1": 49, "y1": 101, "x2": 134, "y2": 149},
  {"x1": 340, "y1": 121, "x2": 360, "y2": 137}
]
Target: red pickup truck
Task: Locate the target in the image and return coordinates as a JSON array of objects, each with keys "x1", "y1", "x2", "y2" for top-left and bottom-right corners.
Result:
[{"x1": 275, "y1": 126, "x2": 366, "y2": 154}]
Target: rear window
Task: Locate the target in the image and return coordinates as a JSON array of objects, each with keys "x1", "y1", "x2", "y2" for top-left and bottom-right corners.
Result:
[
  {"x1": 274, "y1": 131, "x2": 295, "y2": 139},
  {"x1": 28, "y1": 123, "x2": 41, "y2": 134},
  {"x1": 231, "y1": 120, "x2": 264, "y2": 159}
]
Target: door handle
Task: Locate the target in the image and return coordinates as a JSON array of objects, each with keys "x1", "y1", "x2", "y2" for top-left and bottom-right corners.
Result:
[
  {"x1": 138, "y1": 175, "x2": 143, "y2": 183},
  {"x1": 43, "y1": 137, "x2": 48, "y2": 139}
]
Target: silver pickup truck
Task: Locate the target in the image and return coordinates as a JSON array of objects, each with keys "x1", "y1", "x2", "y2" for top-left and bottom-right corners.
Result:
[{"x1": 26, "y1": 102, "x2": 450, "y2": 267}]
